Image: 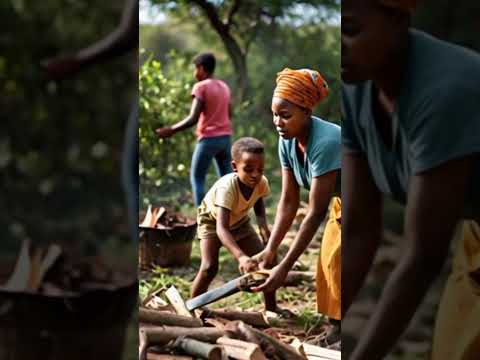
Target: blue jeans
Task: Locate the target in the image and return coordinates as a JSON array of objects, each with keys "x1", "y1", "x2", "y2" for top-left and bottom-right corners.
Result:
[{"x1": 191, "y1": 135, "x2": 232, "y2": 206}]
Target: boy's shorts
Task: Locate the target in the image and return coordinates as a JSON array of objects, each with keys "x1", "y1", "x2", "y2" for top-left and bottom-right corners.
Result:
[{"x1": 197, "y1": 218, "x2": 260, "y2": 244}]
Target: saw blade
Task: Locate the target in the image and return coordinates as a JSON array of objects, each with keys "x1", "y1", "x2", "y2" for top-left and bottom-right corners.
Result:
[{"x1": 185, "y1": 277, "x2": 240, "y2": 311}]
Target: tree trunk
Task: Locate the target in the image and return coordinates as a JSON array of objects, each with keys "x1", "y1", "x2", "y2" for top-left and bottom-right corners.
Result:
[{"x1": 191, "y1": 0, "x2": 249, "y2": 103}]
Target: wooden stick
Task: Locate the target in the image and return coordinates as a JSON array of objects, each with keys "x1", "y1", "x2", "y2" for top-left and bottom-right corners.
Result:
[
  {"x1": 140, "y1": 307, "x2": 203, "y2": 328},
  {"x1": 290, "y1": 339, "x2": 340, "y2": 360},
  {"x1": 143, "y1": 325, "x2": 226, "y2": 345},
  {"x1": 200, "y1": 309, "x2": 269, "y2": 327},
  {"x1": 284, "y1": 271, "x2": 315, "y2": 286},
  {"x1": 29, "y1": 244, "x2": 62, "y2": 291},
  {"x1": 139, "y1": 328, "x2": 148, "y2": 360},
  {"x1": 173, "y1": 337, "x2": 223, "y2": 360},
  {"x1": 165, "y1": 286, "x2": 194, "y2": 318},
  {"x1": 235, "y1": 322, "x2": 306, "y2": 360},
  {"x1": 2, "y1": 239, "x2": 31, "y2": 291},
  {"x1": 217, "y1": 336, "x2": 267, "y2": 360},
  {"x1": 147, "y1": 355, "x2": 193, "y2": 360}
]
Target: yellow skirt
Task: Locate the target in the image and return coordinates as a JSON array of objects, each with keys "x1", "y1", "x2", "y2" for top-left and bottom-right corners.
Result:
[
  {"x1": 432, "y1": 220, "x2": 480, "y2": 360},
  {"x1": 316, "y1": 196, "x2": 341, "y2": 320}
]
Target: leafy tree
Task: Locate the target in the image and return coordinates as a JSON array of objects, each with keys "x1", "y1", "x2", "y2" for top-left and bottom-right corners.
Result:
[{"x1": 149, "y1": 0, "x2": 340, "y2": 101}]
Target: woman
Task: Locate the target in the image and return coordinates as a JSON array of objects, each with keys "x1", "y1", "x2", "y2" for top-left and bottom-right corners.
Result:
[
  {"x1": 252, "y1": 68, "x2": 342, "y2": 328},
  {"x1": 342, "y1": 0, "x2": 480, "y2": 359}
]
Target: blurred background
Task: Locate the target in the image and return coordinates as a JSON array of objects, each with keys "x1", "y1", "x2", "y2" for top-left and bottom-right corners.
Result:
[
  {"x1": 1, "y1": 1, "x2": 137, "y2": 359},
  {"x1": 1, "y1": 1, "x2": 136, "y2": 254},
  {"x1": 342, "y1": 1, "x2": 480, "y2": 359}
]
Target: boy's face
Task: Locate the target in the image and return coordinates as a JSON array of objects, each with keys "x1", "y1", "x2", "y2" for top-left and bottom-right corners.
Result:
[
  {"x1": 341, "y1": 0, "x2": 409, "y2": 84},
  {"x1": 271, "y1": 97, "x2": 311, "y2": 140},
  {"x1": 194, "y1": 64, "x2": 208, "y2": 81},
  {"x1": 232, "y1": 152, "x2": 265, "y2": 189}
]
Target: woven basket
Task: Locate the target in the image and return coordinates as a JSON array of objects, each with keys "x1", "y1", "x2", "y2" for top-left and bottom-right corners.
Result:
[{"x1": 138, "y1": 222, "x2": 197, "y2": 269}]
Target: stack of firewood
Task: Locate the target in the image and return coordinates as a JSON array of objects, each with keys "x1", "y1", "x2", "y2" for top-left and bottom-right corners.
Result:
[{"x1": 139, "y1": 305, "x2": 341, "y2": 360}]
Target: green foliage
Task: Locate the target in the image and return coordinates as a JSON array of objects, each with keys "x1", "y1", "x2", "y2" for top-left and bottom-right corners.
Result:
[
  {"x1": 139, "y1": 10, "x2": 341, "y2": 206},
  {"x1": 139, "y1": 50, "x2": 196, "y2": 206},
  {"x1": 139, "y1": 266, "x2": 192, "y2": 301},
  {"x1": 2, "y1": 1, "x2": 135, "y2": 249}
]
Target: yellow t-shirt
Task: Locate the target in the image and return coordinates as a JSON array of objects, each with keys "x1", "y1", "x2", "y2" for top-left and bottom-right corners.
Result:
[{"x1": 197, "y1": 173, "x2": 270, "y2": 238}]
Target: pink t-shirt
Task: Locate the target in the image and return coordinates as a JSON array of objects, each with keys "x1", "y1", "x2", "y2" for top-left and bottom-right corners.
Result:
[{"x1": 191, "y1": 79, "x2": 232, "y2": 140}]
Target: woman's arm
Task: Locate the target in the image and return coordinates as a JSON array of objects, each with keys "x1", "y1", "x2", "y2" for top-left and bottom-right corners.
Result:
[
  {"x1": 253, "y1": 169, "x2": 337, "y2": 293},
  {"x1": 351, "y1": 155, "x2": 472, "y2": 360},
  {"x1": 342, "y1": 150, "x2": 383, "y2": 315}
]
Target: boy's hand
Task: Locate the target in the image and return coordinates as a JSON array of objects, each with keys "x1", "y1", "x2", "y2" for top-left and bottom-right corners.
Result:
[
  {"x1": 155, "y1": 126, "x2": 175, "y2": 138},
  {"x1": 252, "y1": 249, "x2": 276, "y2": 269},
  {"x1": 238, "y1": 255, "x2": 258, "y2": 274}
]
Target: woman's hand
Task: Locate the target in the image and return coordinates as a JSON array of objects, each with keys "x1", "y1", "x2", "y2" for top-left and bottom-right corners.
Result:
[
  {"x1": 252, "y1": 248, "x2": 276, "y2": 269},
  {"x1": 251, "y1": 263, "x2": 289, "y2": 293},
  {"x1": 238, "y1": 255, "x2": 258, "y2": 274}
]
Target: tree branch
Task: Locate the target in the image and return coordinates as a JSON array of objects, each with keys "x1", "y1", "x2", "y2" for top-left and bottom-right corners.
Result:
[
  {"x1": 225, "y1": 0, "x2": 241, "y2": 30},
  {"x1": 191, "y1": 0, "x2": 228, "y2": 33}
]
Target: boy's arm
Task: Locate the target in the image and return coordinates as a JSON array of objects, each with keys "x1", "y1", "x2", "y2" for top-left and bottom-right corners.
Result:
[
  {"x1": 350, "y1": 155, "x2": 472, "y2": 360},
  {"x1": 253, "y1": 198, "x2": 270, "y2": 245},
  {"x1": 253, "y1": 170, "x2": 337, "y2": 293},
  {"x1": 156, "y1": 97, "x2": 203, "y2": 138},
  {"x1": 216, "y1": 206, "x2": 257, "y2": 274}
]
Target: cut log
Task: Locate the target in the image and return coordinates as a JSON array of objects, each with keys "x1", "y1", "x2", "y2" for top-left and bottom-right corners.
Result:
[
  {"x1": 142, "y1": 325, "x2": 226, "y2": 345},
  {"x1": 200, "y1": 309, "x2": 269, "y2": 327},
  {"x1": 139, "y1": 307, "x2": 202, "y2": 327},
  {"x1": 173, "y1": 337, "x2": 223, "y2": 360},
  {"x1": 217, "y1": 336, "x2": 267, "y2": 360},
  {"x1": 2, "y1": 239, "x2": 31, "y2": 291},
  {"x1": 284, "y1": 271, "x2": 315, "y2": 286},
  {"x1": 147, "y1": 355, "x2": 193, "y2": 360},
  {"x1": 290, "y1": 339, "x2": 340, "y2": 360},
  {"x1": 139, "y1": 328, "x2": 148, "y2": 360},
  {"x1": 165, "y1": 286, "x2": 194, "y2": 318},
  {"x1": 234, "y1": 321, "x2": 306, "y2": 360},
  {"x1": 29, "y1": 244, "x2": 62, "y2": 291},
  {"x1": 140, "y1": 205, "x2": 154, "y2": 228}
]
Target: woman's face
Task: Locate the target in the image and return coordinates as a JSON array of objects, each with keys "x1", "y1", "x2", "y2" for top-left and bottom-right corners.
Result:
[
  {"x1": 341, "y1": 0, "x2": 409, "y2": 84},
  {"x1": 271, "y1": 97, "x2": 311, "y2": 140}
]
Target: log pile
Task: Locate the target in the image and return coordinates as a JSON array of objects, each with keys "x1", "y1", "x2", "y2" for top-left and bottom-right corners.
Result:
[{"x1": 139, "y1": 304, "x2": 341, "y2": 360}]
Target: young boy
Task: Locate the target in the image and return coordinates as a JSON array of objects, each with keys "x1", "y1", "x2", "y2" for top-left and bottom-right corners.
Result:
[{"x1": 191, "y1": 137, "x2": 276, "y2": 311}]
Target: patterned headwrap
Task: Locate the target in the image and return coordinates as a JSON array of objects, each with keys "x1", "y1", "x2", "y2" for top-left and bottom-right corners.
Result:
[
  {"x1": 378, "y1": 0, "x2": 417, "y2": 13},
  {"x1": 273, "y1": 68, "x2": 329, "y2": 110}
]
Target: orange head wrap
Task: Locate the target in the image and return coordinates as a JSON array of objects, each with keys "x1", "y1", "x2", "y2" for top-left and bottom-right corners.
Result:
[
  {"x1": 273, "y1": 68, "x2": 329, "y2": 110},
  {"x1": 378, "y1": 0, "x2": 417, "y2": 13}
]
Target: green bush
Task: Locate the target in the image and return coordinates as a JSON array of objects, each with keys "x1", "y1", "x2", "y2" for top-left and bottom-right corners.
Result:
[{"x1": 139, "y1": 50, "x2": 195, "y2": 206}]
